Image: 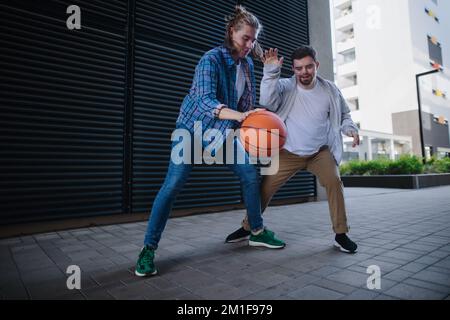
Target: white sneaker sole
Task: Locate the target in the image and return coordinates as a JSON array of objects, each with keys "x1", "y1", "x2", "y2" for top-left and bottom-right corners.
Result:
[
  {"x1": 249, "y1": 240, "x2": 285, "y2": 249},
  {"x1": 135, "y1": 269, "x2": 157, "y2": 277},
  {"x1": 225, "y1": 236, "x2": 250, "y2": 243},
  {"x1": 334, "y1": 241, "x2": 357, "y2": 253}
]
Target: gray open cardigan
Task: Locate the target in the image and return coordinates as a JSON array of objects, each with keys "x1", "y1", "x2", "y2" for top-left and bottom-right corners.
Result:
[{"x1": 259, "y1": 64, "x2": 359, "y2": 165}]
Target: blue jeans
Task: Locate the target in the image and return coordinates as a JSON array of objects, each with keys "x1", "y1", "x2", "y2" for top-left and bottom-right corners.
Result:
[{"x1": 143, "y1": 124, "x2": 263, "y2": 249}]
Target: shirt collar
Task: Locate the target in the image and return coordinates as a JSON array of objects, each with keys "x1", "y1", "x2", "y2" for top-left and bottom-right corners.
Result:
[{"x1": 220, "y1": 46, "x2": 247, "y2": 68}]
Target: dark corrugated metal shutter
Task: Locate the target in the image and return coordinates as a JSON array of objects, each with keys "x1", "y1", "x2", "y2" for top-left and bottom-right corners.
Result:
[
  {"x1": 1, "y1": 0, "x2": 314, "y2": 226},
  {"x1": 0, "y1": 0, "x2": 127, "y2": 224},
  {"x1": 132, "y1": 1, "x2": 243, "y2": 212},
  {"x1": 132, "y1": 0, "x2": 315, "y2": 214}
]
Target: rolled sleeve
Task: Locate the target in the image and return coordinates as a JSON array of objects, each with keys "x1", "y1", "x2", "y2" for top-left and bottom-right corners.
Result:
[{"x1": 213, "y1": 103, "x2": 226, "y2": 118}]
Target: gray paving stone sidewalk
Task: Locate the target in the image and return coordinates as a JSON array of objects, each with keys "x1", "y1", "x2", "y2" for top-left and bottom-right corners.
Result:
[{"x1": 1, "y1": 187, "x2": 450, "y2": 300}]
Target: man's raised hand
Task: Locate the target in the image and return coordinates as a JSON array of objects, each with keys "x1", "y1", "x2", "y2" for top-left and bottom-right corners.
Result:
[{"x1": 261, "y1": 48, "x2": 284, "y2": 67}]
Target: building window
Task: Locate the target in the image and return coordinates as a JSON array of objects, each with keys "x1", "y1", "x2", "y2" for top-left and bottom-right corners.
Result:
[
  {"x1": 432, "y1": 89, "x2": 447, "y2": 99},
  {"x1": 340, "y1": 5, "x2": 352, "y2": 18},
  {"x1": 342, "y1": 50, "x2": 356, "y2": 63},
  {"x1": 354, "y1": 98, "x2": 360, "y2": 111},
  {"x1": 433, "y1": 115, "x2": 448, "y2": 125},
  {"x1": 424, "y1": 8, "x2": 439, "y2": 22},
  {"x1": 428, "y1": 35, "x2": 443, "y2": 67},
  {"x1": 347, "y1": 99, "x2": 359, "y2": 112},
  {"x1": 432, "y1": 0, "x2": 438, "y2": 5}
]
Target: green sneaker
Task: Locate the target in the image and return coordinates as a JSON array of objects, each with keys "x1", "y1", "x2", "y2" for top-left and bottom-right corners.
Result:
[
  {"x1": 249, "y1": 229, "x2": 286, "y2": 249},
  {"x1": 135, "y1": 245, "x2": 157, "y2": 277}
]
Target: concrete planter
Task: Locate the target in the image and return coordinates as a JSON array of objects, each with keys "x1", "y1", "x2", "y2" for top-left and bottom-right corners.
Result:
[{"x1": 341, "y1": 173, "x2": 450, "y2": 189}]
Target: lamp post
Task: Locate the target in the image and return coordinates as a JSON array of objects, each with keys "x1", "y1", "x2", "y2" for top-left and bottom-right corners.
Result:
[{"x1": 415, "y1": 68, "x2": 440, "y2": 162}]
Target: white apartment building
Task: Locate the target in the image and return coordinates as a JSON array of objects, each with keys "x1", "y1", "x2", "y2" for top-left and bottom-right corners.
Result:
[{"x1": 332, "y1": 0, "x2": 450, "y2": 160}]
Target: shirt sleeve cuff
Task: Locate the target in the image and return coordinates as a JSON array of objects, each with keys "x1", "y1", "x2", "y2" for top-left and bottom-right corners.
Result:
[
  {"x1": 213, "y1": 104, "x2": 226, "y2": 118},
  {"x1": 263, "y1": 64, "x2": 281, "y2": 74}
]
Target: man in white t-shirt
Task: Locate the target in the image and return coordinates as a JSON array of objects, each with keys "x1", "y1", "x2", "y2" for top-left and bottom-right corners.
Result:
[{"x1": 226, "y1": 45, "x2": 360, "y2": 253}]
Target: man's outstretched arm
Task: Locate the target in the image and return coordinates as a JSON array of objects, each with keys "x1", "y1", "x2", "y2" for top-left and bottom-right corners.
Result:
[{"x1": 259, "y1": 48, "x2": 284, "y2": 111}]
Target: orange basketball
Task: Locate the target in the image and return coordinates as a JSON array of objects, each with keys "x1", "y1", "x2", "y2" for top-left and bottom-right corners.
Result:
[{"x1": 239, "y1": 110, "x2": 287, "y2": 157}]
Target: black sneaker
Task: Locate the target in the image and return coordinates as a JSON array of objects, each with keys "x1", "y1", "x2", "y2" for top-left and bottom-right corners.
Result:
[
  {"x1": 225, "y1": 227, "x2": 251, "y2": 243},
  {"x1": 334, "y1": 234, "x2": 358, "y2": 253}
]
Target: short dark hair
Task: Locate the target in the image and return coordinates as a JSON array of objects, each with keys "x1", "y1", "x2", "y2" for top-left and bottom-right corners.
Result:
[{"x1": 291, "y1": 45, "x2": 317, "y2": 63}]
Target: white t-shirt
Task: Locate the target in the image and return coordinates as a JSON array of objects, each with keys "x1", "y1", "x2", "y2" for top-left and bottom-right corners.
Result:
[
  {"x1": 236, "y1": 62, "x2": 246, "y2": 103},
  {"x1": 283, "y1": 81, "x2": 331, "y2": 156}
]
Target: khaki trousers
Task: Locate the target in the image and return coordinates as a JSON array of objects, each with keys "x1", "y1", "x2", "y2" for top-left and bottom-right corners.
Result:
[{"x1": 242, "y1": 147, "x2": 349, "y2": 234}]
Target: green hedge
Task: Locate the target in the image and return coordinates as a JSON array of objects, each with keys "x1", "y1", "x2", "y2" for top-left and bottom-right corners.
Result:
[
  {"x1": 339, "y1": 155, "x2": 448, "y2": 176},
  {"x1": 424, "y1": 157, "x2": 450, "y2": 173}
]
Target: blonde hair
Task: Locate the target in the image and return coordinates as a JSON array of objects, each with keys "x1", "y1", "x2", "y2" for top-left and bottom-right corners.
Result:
[{"x1": 224, "y1": 5, "x2": 263, "y2": 60}]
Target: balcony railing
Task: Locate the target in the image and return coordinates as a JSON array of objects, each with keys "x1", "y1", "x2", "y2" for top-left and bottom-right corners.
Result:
[
  {"x1": 335, "y1": 12, "x2": 354, "y2": 30},
  {"x1": 334, "y1": 0, "x2": 352, "y2": 10},
  {"x1": 341, "y1": 85, "x2": 359, "y2": 100},
  {"x1": 337, "y1": 61, "x2": 357, "y2": 76},
  {"x1": 336, "y1": 38, "x2": 356, "y2": 53}
]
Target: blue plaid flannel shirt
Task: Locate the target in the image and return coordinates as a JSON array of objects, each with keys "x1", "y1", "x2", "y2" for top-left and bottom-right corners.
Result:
[{"x1": 176, "y1": 45, "x2": 256, "y2": 137}]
